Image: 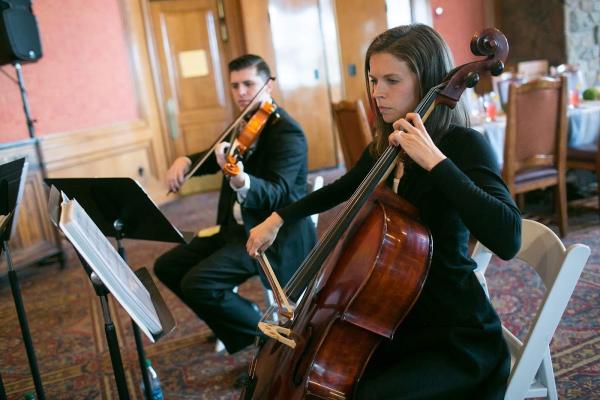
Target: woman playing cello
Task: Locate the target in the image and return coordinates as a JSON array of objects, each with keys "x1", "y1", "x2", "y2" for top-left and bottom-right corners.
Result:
[{"x1": 246, "y1": 24, "x2": 521, "y2": 399}]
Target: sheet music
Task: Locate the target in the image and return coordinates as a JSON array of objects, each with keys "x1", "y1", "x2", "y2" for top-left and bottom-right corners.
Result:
[{"x1": 59, "y1": 196, "x2": 162, "y2": 341}]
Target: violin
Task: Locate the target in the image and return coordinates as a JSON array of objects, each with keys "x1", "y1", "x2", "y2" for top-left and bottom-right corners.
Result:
[
  {"x1": 223, "y1": 99, "x2": 278, "y2": 177},
  {"x1": 241, "y1": 28, "x2": 509, "y2": 399},
  {"x1": 167, "y1": 77, "x2": 276, "y2": 194}
]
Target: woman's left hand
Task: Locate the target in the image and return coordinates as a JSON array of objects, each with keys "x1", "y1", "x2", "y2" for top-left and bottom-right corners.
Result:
[{"x1": 388, "y1": 113, "x2": 446, "y2": 171}]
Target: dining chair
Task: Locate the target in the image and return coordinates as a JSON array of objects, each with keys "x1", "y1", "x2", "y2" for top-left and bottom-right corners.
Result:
[
  {"x1": 331, "y1": 99, "x2": 373, "y2": 168},
  {"x1": 502, "y1": 76, "x2": 569, "y2": 237},
  {"x1": 518, "y1": 60, "x2": 549, "y2": 80},
  {"x1": 493, "y1": 72, "x2": 525, "y2": 112},
  {"x1": 471, "y1": 219, "x2": 590, "y2": 400},
  {"x1": 566, "y1": 139, "x2": 600, "y2": 212}
]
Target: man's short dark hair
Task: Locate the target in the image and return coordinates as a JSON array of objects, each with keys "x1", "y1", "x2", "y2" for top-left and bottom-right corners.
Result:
[{"x1": 228, "y1": 54, "x2": 271, "y2": 81}]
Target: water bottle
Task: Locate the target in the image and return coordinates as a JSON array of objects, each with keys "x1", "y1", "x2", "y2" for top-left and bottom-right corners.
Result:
[
  {"x1": 140, "y1": 359, "x2": 164, "y2": 400},
  {"x1": 23, "y1": 392, "x2": 36, "y2": 400}
]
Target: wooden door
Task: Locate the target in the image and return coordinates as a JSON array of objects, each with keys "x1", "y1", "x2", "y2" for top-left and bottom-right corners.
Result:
[
  {"x1": 150, "y1": 0, "x2": 234, "y2": 160},
  {"x1": 268, "y1": 0, "x2": 338, "y2": 170},
  {"x1": 335, "y1": 0, "x2": 387, "y2": 103}
]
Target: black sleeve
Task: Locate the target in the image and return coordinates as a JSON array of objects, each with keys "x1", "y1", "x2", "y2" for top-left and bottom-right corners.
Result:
[
  {"x1": 187, "y1": 150, "x2": 220, "y2": 176},
  {"x1": 429, "y1": 129, "x2": 521, "y2": 260},
  {"x1": 278, "y1": 146, "x2": 375, "y2": 222}
]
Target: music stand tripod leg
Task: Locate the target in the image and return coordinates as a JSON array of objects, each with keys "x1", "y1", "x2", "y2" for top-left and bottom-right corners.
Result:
[
  {"x1": 89, "y1": 272, "x2": 131, "y2": 400},
  {"x1": 3, "y1": 242, "x2": 46, "y2": 400},
  {"x1": 114, "y1": 231, "x2": 152, "y2": 400}
]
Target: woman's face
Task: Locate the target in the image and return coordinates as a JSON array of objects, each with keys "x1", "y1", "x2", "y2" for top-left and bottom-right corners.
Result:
[{"x1": 368, "y1": 52, "x2": 420, "y2": 123}]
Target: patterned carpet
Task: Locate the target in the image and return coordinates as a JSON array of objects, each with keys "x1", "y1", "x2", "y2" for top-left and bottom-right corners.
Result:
[{"x1": 0, "y1": 171, "x2": 598, "y2": 399}]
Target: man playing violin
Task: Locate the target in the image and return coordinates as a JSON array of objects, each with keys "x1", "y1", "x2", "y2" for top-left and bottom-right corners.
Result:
[{"x1": 154, "y1": 54, "x2": 316, "y2": 354}]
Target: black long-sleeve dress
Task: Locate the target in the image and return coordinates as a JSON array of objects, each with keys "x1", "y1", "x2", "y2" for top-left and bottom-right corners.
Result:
[{"x1": 277, "y1": 126, "x2": 521, "y2": 399}]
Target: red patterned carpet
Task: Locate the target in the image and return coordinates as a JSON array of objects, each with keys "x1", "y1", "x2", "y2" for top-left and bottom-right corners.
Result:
[{"x1": 0, "y1": 171, "x2": 598, "y2": 399}]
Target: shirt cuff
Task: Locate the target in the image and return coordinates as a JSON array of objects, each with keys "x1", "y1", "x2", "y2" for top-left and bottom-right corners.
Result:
[{"x1": 230, "y1": 172, "x2": 250, "y2": 203}]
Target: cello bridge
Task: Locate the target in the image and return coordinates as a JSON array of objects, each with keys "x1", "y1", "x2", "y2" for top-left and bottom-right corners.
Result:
[{"x1": 258, "y1": 322, "x2": 296, "y2": 349}]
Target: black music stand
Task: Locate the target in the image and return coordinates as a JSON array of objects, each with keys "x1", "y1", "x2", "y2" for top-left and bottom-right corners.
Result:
[
  {"x1": 1, "y1": 158, "x2": 45, "y2": 400},
  {"x1": 44, "y1": 177, "x2": 189, "y2": 399},
  {"x1": 74, "y1": 254, "x2": 175, "y2": 400}
]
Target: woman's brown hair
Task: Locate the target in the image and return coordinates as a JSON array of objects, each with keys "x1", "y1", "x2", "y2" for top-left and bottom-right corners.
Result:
[{"x1": 365, "y1": 24, "x2": 468, "y2": 157}]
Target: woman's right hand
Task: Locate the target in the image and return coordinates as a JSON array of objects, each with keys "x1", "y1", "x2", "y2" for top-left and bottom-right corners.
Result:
[
  {"x1": 246, "y1": 212, "x2": 284, "y2": 257},
  {"x1": 166, "y1": 156, "x2": 192, "y2": 192}
]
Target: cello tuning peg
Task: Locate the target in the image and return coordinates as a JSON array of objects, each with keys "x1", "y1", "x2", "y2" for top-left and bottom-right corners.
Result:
[
  {"x1": 465, "y1": 72, "x2": 480, "y2": 88},
  {"x1": 490, "y1": 60, "x2": 504, "y2": 77}
]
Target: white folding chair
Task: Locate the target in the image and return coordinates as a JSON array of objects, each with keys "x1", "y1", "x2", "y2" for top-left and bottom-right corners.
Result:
[{"x1": 471, "y1": 219, "x2": 590, "y2": 400}]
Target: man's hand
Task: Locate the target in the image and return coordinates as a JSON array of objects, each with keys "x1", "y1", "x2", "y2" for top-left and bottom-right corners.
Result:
[
  {"x1": 214, "y1": 141, "x2": 230, "y2": 169},
  {"x1": 229, "y1": 161, "x2": 247, "y2": 189},
  {"x1": 166, "y1": 156, "x2": 192, "y2": 192},
  {"x1": 246, "y1": 212, "x2": 284, "y2": 256}
]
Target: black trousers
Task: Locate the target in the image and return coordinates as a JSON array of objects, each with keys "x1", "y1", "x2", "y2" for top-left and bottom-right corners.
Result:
[{"x1": 153, "y1": 225, "x2": 261, "y2": 354}]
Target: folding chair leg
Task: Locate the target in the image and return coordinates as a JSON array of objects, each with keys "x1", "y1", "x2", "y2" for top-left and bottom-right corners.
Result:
[{"x1": 537, "y1": 347, "x2": 558, "y2": 400}]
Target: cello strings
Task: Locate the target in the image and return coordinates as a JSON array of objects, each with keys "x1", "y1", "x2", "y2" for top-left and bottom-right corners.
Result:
[{"x1": 261, "y1": 85, "x2": 442, "y2": 322}]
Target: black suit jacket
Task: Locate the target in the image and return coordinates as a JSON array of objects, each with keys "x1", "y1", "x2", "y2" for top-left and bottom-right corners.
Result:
[{"x1": 188, "y1": 106, "x2": 316, "y2": 285}]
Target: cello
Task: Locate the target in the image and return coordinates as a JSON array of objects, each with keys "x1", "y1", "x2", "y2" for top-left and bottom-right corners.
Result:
[{"x1": 242, "y1": 28, "x2": 509, "y2": 399}]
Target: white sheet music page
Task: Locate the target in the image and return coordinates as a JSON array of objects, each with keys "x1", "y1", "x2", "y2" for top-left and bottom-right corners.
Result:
[{"x1": 59, "y1": 197, "x2": 162, "y2": 341}]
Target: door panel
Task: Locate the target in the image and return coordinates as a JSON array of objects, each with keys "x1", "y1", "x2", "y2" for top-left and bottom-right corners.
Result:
[
  {"x1": 335, "y1": 0, "x2": 387, "y2": 103},
  {"x1": 150, "y1": 0, "x2": 233, "y2": 158},
  {"x1": 268, "y1": 0, "x2": 337, "y2": 170}
]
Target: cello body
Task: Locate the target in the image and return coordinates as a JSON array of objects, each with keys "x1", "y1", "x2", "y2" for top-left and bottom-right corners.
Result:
[{"x1": 243, "y1": 186, "x2": 432, "y2": 399}]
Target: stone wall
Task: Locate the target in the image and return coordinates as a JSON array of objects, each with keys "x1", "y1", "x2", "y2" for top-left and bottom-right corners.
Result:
[{"x1": 565, "y1": 0, "x2": 600, "y2": 87}]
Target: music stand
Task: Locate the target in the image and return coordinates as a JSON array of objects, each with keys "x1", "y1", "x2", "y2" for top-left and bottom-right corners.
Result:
[
  {"x1": 1, "y1": 158, "x2": 45, "y2": 400},
  {"x1": 74, "y1": 255, "x2": 175, "y2": 400},
  {"x1": 44, "y1": 177, "x2": 189, "y2": 399}
]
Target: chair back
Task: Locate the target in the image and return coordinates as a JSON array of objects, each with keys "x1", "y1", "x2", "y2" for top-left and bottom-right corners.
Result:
[
  {"x1": 470, "y1": 219, "x2": 591, "y2": 399},
  {"x1": 331, "y1": 99, "x2": 373, "y2": 168},
  {"x1": 505, "y1": 219, "x2": 590, "y2": 399},
  {"x1": 517, "y1": 59, "x2": 549, "y2": 80},
  {"x1": 493, "y1": 72, "x2": 525, "y2": 112},
  {"x1": 502, "y1": 76, "x2": 568, "y2": 190}
]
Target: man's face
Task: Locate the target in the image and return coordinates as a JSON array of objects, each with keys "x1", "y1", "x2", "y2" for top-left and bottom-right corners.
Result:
[{"x1": 230, "y1": 66, "x2": 272, "y2": 111}]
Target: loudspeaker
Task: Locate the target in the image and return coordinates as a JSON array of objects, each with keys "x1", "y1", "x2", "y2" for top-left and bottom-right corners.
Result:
[{"x1": 0, "y1": 0, "x2": 42, "y2": 66}]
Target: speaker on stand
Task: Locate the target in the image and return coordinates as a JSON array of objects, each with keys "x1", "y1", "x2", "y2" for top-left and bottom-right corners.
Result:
[
  {"x1": 0, "y1": 0, "x2": 44, "y2": 173},
  {"x1": 0, "y1": 0, "x2": 65, "y2": 262}
]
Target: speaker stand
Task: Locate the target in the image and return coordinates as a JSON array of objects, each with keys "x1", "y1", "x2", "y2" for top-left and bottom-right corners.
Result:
[{"x1": 13, "y1": 62, "x2": 66, "y2": 269}]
